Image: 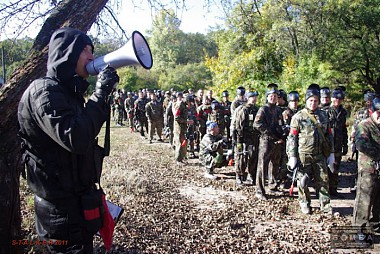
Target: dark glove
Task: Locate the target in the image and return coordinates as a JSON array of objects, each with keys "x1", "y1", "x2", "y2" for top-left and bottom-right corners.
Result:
[
  {"x1": 342, "y1": 146, "x2": 348, "y2": 156},
  {"x1": 94, "y1": 66, "x2": 119, "y2": 98}
]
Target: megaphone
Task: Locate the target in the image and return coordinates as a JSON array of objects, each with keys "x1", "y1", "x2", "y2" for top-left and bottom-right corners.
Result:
[{"x1": 86, "y1": 31, "x2": 153, "y2": 75}]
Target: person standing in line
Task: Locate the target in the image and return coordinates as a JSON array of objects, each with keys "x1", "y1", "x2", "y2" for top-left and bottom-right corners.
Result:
[
  {"x1": 352, "y1": 96, "x2": 380, "y2": 229},
  {"x1": 287, "y1": 85, "x2": 334, "y2": 214},
  {"x1": 253, "y1": 83, "x2": 284, "y2": 200},
  {"x1": 145, "y1": 92, "x2": 164, "y2": 143}
]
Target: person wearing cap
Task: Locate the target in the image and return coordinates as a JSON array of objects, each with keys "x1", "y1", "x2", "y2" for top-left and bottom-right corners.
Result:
[
  {"x1": 234, "y1": 91, "x2": 260, "y2": 185},
  {"x1": 173, "y1": 92, "x2": 193, "y2": 165},
  {"x1": 145, "y1": 92, "x2": 164, "y2": 144},
  {"x1": 328, "y1": 87, "x2": 348, "y2": 197},
  {"x1": 220, "y1": 90, "x2": 232, "y2": 142},
  {"x1": 17, "y1": 27, "x2": 120, "y2": 252},
  {"x1": 162, "y1": 90, "x2": 171, "y2": 111},
  {"x1": 319, "y1": 87, "x2": 331, "y2": 108},
  {"x1": 199, "y1": 121, "x2": 225, "y2": 180},
  {"x1": 287, "y1": 85, "x2": 334, "y2": 214},
  {"x1": 352, "y1": 96, "x2": 380, "y2": 230},
  {"x1": 134, "y1": 90, "x2": 149, "y2": 138},
  {"x1": 253, "y1": 83, "x2": 285, "y2": 200}
]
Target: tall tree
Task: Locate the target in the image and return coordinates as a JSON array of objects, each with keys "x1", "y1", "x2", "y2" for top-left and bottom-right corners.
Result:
[{"x1": 0, "y1": 0, "x2": 108, "y2": 252}]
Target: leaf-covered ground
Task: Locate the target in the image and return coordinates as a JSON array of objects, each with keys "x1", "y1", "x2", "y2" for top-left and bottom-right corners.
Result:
[{"x1": 20, "y1": 123, "x2": 379, "y2": 253}]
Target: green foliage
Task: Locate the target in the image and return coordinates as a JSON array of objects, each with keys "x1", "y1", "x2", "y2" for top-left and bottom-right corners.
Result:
[{"x1": 0, "y1": 37, "x2": 33, "y2": 80}]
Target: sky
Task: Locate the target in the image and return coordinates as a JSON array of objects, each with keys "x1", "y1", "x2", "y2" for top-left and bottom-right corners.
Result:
[
  {"x1": 1, "y1": 0, "x2": 226, "y2": 40},
  {"x1": 117, "y1": 0, "x2": 226, "y2": 35}
]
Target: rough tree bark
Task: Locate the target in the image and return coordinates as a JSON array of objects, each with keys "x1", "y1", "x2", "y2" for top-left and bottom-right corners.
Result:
[{"x1": 0, "y1": 0, "x2": 108, "y2": 252}]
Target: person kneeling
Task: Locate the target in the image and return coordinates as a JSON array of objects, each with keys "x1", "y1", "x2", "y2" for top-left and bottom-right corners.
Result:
[{"x1": 199, "y1": 121, "x2": 224, "y2": 180}]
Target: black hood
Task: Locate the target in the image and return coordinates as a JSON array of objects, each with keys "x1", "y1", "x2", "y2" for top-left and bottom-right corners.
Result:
[{"x1": 46, "y1": 27, "x2": 93, "y2": 83}]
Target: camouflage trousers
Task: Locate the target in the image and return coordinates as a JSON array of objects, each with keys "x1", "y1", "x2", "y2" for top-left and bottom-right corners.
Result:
[
  {"x1": 200, "y1": 151, "x2": 223, "y2": 172},
  {"x1": 328, "y1": 151, "x2": 342, "y2": 192},
  {"x1": 353, "y1": 169, "x2": 380, "y2": 227},
  {"x1": 173, "y1": 127, "x2": 187, "y2": 162},
  {"x1": 297, "y1": 153, "x2": 331, "y2": 212},
  {"x1": 256, "y1": 138, "x2": 282, "y2": 194},
  {"x1": 148, "y1": 120, "x2": 163, "y2": 141}
]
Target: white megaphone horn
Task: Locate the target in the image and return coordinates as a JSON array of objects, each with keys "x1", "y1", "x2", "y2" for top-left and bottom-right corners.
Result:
[{"x1": 86, "y1": 31, "x2": 153, "y2": 75}]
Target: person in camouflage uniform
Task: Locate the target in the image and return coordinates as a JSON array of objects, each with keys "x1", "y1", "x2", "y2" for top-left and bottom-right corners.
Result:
[
  {"x1": 208, "y1": 100, "x2": 225, "y2": 137},
  {"x1": 279, "y1": 91, "x2": 300, "y2": 187},
  {"x1": 134, "y1": 90, "x2": 149, "y2": 138},
  {"x1": 220, "y1": 90, "x2": 232, "y2": 142},
  {"x1": 124, "y1": 91, "x2": 136, "y2": 130},
  {"x1": 196, "y1": 96, "x2": 212, "y2": 140},
  {"x1": 185, "y1": 95, "x2": 198, "y2": 158},
  {"x1": 230, "y1": 86, "x2": 247, "y2": 115},
  {"x1": 173, "y1": 92, "x2": 192, "y2": 165},
  {"x1": 350, "y1": 89, "x2": 376, "y2": 161},
  {"x1": 328, "y1": 88, "x2": 348, "y2": 196},
  {"x1": 234, "y1": 91, "x2": 260, "y2": 185},
  {"x1": 277, "y1": 89, "x2": 288, "y2": 111},
  {"x1": 352, "y1": 96, "x2": 380, "y2": 229},
  {"x1": 145, "y1": 92, "x2": 164, "y2": 143},
  {"x1": 114, "y1": 89, "x2": 124, "y2": 126},
  {"x1": 253, "y1": 84, "x2": 284, "y2": 200},
  {"x1": 287, "y1": 85, "x2": 334, "y2": 214},
  {"x1": 199, "y1": 121, "x2": 224, "y2": 180},
  {"x1": 195, "y1": 89, "x2": 204, "y2": 108},
  {"x1": 164, "y1": 94, "x2": 176, "y2": 147}
]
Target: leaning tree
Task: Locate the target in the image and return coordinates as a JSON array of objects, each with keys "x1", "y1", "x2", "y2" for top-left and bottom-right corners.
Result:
[{"x1": 0, "y1": 0, "x2": 113, "y2": 252}]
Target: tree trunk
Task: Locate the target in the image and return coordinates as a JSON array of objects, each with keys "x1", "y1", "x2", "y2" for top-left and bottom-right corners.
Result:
[{"x1": 0, "y1": 0, "x2": 108, "y2": 252}]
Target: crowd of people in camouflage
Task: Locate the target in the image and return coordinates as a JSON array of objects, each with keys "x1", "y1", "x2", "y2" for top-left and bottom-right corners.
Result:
[{"x1": 109, "y1": 84, "x2": 380, "y2": 229}]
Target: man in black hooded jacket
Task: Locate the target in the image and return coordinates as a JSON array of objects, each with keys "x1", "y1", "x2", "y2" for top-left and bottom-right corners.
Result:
[{"x1": 18, "y1": 27, "x2": 119, "y2": 253}]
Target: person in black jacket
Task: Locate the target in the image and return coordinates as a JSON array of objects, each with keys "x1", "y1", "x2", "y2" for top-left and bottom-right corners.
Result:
[{"x1": 18, "y1": 27, "x2": 119, "y2": 253}]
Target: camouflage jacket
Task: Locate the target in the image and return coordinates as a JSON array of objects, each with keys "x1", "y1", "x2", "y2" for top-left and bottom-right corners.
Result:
[
  {"x1": 287, "y1": 108, "x2": 334, "y2": 158},
  {"x1": 355, "y1": 116, "x2": 380, "y2": 172},
  {"x1": 134, "y1": 97, "x2": 149, "y2": 117},
  {"x1": 230, "y1": 97, "x2": 246, "y2": 115},
  {"x1": 208, "y1": 109, "x2": 225, "y2": 128},
  {"x1": 351, "y1": 107, "x2": 373, "y2": 139},
  {"x1": 199, "y1": 133, "x2": 223, "y2": 159},
  {"x1": 173, "y1": 100, "x2": 188, "y2": 133},
  {"x1": 145, "y1": 100, "x2": 164, "y2": 122},
  {"x1": 197, "y1": 104, "x2": 212, "y2": 126},
  {"x1": 234, "y1": 103, "x2": 259, "y2": 139},
  {"x1": 124, "y1": 97, "x2": 135, "y2": 111},
  {"x1": 253, "y1": 103, "x2": 284, "y2": 141}
]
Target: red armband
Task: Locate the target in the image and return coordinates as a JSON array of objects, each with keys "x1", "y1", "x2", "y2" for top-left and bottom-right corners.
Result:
[
  {"x1": 328, "y1": 128, "x2": 332, "y2": 134},
  {"x1": 175, "y1": 109, "x2": 181, "y2": 117},
  {"x1": 289, "y1": 128, "x2": 299, "y2": 135}
]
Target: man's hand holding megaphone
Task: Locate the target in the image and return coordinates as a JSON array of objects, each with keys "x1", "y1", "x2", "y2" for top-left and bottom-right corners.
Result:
[{"x1": 94, "y1": 65, "x2": 119, "y2": 100}]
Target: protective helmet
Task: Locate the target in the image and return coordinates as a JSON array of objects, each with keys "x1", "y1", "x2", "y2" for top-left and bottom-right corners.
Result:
[
  {"x1": 278, "y1": 89, "x2": 287, "y2": 100},
  {"x1": 266, "y1": 83, "x2": 279, "y2": 96},
  {"x1": 222, "y1": 90, "x2": 229, "y2": 97},
  {"x1": 320, "y1": 87, "x2": 330, "y2": 98},
  {"x1": 372, "y1": 96, "x2": 380, "y2": 111},
  {"x1": 331, "y1": 88, "x2": 345, "y2": 99},
  {"x1": 364, "y1": 89, "x2": 376, "y2": 102},
  {"x1": 211, "y1": 100, "x2": 220, "y2": 110},
  {"x1": 247, "y1": 91, "x2": 259, "y2": 98},
  {"x1": 236, "y1": 86, "x2": 246, "y2": 96},
  {"x1": 186, "y1": 95, "x2": 195, "y2": 102},
  {"x1": 287, "y1": 91, "x2": 299, "y2": 102}
]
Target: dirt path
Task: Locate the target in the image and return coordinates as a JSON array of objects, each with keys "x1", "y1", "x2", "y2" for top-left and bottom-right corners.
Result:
[{"x1": 20, "y1": 124, "x2": 379, "y2": 253}]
